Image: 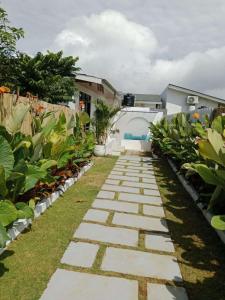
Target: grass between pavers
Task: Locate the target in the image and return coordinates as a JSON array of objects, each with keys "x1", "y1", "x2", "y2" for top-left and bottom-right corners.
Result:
[
  {"x1": 153, "y1": 158, "x2": 225, "y2": 300},
  {"x1": 0, "y1": 156, "x2": 117, "y2": 300}
]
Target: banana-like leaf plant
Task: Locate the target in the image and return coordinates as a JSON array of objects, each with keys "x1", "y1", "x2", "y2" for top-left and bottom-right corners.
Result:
[{"x1": 183, "y1": 126, "x2": 225, "y2": 230}]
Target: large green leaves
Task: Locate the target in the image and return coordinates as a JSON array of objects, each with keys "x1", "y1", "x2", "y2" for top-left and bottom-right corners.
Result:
[
  {"x1": 198, "y1": 129, "x2": 225, "y2": 166},
  {"x1": 0, "y1": 136, "x2": 14, "y2": 177},
  {"x1": 24, "y1": 165, "x2": 46, "y2": 192},
  {"x1": 0, "y1": 166, "x2": 8, "y2": 197},
  {"x1": 0, "y1": 199, "x2": 34, "y2": 247},
  {"x1": 184, "y1": 163, "x2": 225, "y2": 187},
  {"x1": 0, "y1": 200, "x2": 17, "y2": 226},
  {"x1": 211, "y1": 116, "x2": 225, "y2": 135},
  {"x1": 15, "y1": 202, "x2": 34, "y2": 219},
  {"x1": 150, "y1": 113, "x2": 198, "y2": 164},
  {"x1": 5, "y1": 103, "x2": 30, "y2": 135},
  {"x1": 211, "y1": 215, "x2": 225, "y2": 230}
]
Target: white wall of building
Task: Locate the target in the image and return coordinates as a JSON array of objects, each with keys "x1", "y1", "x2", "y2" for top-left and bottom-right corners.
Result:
[
  {"x1": 107, "y1": 107, "x2": 164, "y2": 152},
  {"x1": 164, "y1": 88, "x2": 218, "y2": 116},
  {"x1": 113, "y1": 107, "x2": 164, "y2": 140}
]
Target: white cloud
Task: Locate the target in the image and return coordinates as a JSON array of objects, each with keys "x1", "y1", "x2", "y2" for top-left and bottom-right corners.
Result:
[{"x1": 53, "y1": 9, "x2": 225, "y2": 98}]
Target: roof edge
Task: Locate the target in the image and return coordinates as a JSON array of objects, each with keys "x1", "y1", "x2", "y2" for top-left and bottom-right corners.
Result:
[{"x1": 168, "y1": 84, "x2": 225, "y2": 104}]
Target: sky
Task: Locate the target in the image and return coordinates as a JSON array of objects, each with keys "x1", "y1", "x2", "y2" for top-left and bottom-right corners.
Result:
[{"x1": 1, "y1": 0, "x2": 225, "y2": 97}]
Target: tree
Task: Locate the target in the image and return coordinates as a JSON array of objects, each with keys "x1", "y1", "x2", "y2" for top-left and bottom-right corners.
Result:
[
  {"x1": 0, "y1": 7, "x2": 24, "y2": 86},
  {"x1": 16, "y1": 51, "x2": 80, "y2": 103}
]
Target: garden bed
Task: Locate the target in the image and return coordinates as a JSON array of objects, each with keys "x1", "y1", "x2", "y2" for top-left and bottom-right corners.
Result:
[
  {"x1": 150, "y1": 112, "x2": 225, "y2": 234},
  {"x1": 167, "y1": 158, "x2": 225, "y2": 245},
  {"x1": 153, "y1": 158, "x2": 225, "y2": 300},
  {"x1": 0, "y1": 156, "x2": 116, "y2": 300},
  {"x1": 0, "y1": 161, "x2": 93, "y2": 255}
]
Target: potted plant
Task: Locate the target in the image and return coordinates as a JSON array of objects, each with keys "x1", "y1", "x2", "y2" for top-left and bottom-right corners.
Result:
[{"x1": 92, "y1": 100, "x2": 120, "y2": 156}]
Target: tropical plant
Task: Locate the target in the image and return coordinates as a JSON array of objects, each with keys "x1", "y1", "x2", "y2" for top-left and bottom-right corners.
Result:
[
  {"x1": 92, "y1": 100, "x2": 120, "y2": 145},
  {"x1": 150, "y1": 113, "x2": 199, "y2": 166},
  {"x1": 151, "y1": 113, "x2": 225, "y2": 231},
  {"x1": 0, "y1": 101, "x2": 95, "y2": 247},
  {"x1": 183, "y1": 116, "x2": 225, "y2": 230}
]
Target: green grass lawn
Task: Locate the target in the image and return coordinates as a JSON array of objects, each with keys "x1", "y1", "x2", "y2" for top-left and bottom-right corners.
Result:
[
  {"x1": 153, "y1": 158, "x2": 225, "y2": 300},
  {"x1": 0, "y1": 156, "x2": 117, "y2": 300}
]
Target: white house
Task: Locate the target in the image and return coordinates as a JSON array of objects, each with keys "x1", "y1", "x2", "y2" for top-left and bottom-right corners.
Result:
[{"x1": 161, "y1": 84, "x2": 225, "y2": 115}]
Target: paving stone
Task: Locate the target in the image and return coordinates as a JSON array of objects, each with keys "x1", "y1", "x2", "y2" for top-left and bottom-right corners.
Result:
[
  {"x1": 97, "y1": 190, "x2": 115, "y2": 199},
  {"x1": 142, "y1": 157, "x2": 154, "y2": 161},
  {"x1": 111, "y1": 171, "x2": 124, "y2": 175},
  {"x1": 143, "y1": 205, "x2": 165, "y2": 218},
  {"x1": 144, "y1": 189, "x2": 161, "y2": 197},
  {"x1": 122, "y1": 181, "x2": 159, "y2": 190},
  {"x1": 142, "y1": 177, "x2": 157, "y2": 184},
  {"x1": 92, "y1": 199, "x2": 139, "y2": 213},
  {"x1": 74, "y1": 223, "x2": 138, "y2": 247},
  {"x1": 114, "y1": 167, "x2": 140, "y2": 173},
  {"x1": 40, "y1": 269, "x2": 138, "y2": 300},
  {"x1": 125, "y1": 172, "x2": 155, "y2": 179},
  {"x1": 108, "y1": 174, "x2": 139, "y2": 182},
  {"x1": 145, "y1": 233, "x2": 175, "y2": 253},
  {"x1": 118, "y1": 193, "x2": 162, "y2": 205},
  {"x1": 61, "y1": 242, "x2": 99, "y2": 267},
  {"x1": 84, "y1": 209, "x2": 109, "y2": 223},
  {"x1": 101, "y1": 247, "x2": 182, "y2": 282},
  {"x1": 119, "y1": 156, "x2": 141, "y2": 161},
  {"x1": 126, "y1": 166, "x2": 153, "y2": 171},
  {"x1": 117, "y1": 161, "x2": 142, "y2": 167},
  {"x1": 112, "y1": 212, "x2": 168, "y2": 232},
  {"x1": 116, "y1": 163, "x2": 142, "y2": 168},
  {"x1": 147, "y1": 283, "x2": 188, "y2": 300},
  {"x1": 105, "y1": 179, "x2": 120, "y2": 185},
  {"x1": 102, "y1": 184, "x2": 140, "y2": 194}
]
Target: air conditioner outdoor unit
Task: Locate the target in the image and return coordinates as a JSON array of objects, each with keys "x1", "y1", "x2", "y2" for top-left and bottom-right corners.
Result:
[{"x1": 187, "y1": 95, "x2": 199, "y2": 105}]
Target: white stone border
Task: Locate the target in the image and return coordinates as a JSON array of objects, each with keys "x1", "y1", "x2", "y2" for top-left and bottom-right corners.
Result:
[
  {"x1": 0, "y1": 161, "x2": 93, "y2": 255},
  {"x1": 167, "y1": 158, "x2": 225, "y2": 245}
]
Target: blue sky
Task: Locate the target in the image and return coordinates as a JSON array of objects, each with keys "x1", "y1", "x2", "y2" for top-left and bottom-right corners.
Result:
[{"x1": 1, "y1": 0, "x2": 225, "y2": 96}]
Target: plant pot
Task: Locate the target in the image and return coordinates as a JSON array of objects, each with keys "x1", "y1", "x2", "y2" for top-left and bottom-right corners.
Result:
[{"x1": 94, "y1": 144, "x2": 106, "y2": 156}]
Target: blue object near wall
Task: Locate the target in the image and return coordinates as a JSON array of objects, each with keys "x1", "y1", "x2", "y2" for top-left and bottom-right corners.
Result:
[{"x1": 124, "y1": 133, "x2": 150, "y2": 141}]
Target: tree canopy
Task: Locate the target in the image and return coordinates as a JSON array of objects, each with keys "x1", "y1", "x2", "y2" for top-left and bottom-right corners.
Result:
[
  {"x1": 16, "y1": 51, "x2": 80, "y2": 103},
  {"x1": 0, "y1": 6, "x2": 80, "y2": 104},
  {"x1": 0, "y1": 7, "x2": 24, "y2": 85}
]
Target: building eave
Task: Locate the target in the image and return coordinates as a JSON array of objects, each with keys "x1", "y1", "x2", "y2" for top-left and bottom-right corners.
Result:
[
  {"x1": 167, "y1": 84, "x2": 225, "y2": 104},
  {"x1": 76, "y1": 73, "x2": 118, "y2": 96}
]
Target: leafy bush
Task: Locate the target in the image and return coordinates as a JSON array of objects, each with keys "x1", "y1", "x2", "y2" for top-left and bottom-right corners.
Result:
[
  {"x1": 150, "y1": 113, "x2": 225, "y2": 231},
  {"x1": 0, "y1": 103, "x2": 94, "y2": 247},
  {"x1": 150, "y1": 113, "x2": 199, "y2": 166}
]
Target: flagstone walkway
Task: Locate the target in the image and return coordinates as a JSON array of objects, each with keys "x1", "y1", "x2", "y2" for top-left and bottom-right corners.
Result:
[{"x1": 40, "y1": 155, "x2": 189, "y2": 300}]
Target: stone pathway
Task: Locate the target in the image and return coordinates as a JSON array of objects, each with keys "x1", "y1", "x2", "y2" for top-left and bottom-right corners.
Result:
[{"x1": 40, "y1": 155, "x2": 189, "y2": 300}]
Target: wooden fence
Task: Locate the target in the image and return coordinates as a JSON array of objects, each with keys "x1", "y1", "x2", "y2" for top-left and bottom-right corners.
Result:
[{"x1": 0, "y1": 93, "x2": 75, "y2": 135}]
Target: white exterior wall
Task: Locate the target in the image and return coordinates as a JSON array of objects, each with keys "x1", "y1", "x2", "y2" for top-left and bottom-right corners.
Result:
[
  {"x1": 107, "y1": 107, "x2": 164, "y2": 152},
  {"x1": 113, "y1": 108, "x2": 164, "y2": 140},
  {"x1": 164, "y1": 88, "x2": 218, "y2": 116}
]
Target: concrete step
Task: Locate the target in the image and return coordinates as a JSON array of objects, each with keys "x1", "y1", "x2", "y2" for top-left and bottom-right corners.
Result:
[{"x1": 111, "y1": 151, "x2": 121, "y2": 156}]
